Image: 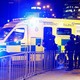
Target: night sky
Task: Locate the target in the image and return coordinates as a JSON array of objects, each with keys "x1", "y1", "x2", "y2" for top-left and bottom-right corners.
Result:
[{"x1": 0, "y1": 0, "x2": 66, "y2": 27}]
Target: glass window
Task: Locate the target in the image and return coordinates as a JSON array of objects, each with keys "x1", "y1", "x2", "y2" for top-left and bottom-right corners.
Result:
[
  {"x1": 7, "y1": 28, "x2": 25, "y2": 42},
  {"x1": 43, "y1": 27, "x2": 52, "y2": 39},
  {"x1": 57, "y1": 28, "x2": 71, "y2": 35},
  {"x1": 0, "y1": 28, "x2": 13, "y2": 40}
]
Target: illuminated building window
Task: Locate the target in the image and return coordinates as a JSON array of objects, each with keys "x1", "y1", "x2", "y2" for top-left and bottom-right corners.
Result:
[
  {"x1": 75, "y1": 6, "x2": 79, "y2": 8},
  {"x1": 74, "y1": 9, "x2": 75, "y2": 12},
  {"x1": 66, "y1": 6, "x2": 69, "y2": 8},
  {"x1": 77, "y1": 16, "x2": 80, "y2": 18},
  {"x1": 65, "y1": 9, "x2": 73, "y2": 12},
  {"x1": 63, "y1": 1, "x2": 80, "y2": 19},
  {"x1": 78, "y1": 9, "x2": 80, "y2": 12}
]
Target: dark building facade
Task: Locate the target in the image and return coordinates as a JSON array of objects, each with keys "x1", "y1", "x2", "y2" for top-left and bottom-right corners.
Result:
[{"x1": 63, "y1": 0, "x2": 80, "y2": 19}]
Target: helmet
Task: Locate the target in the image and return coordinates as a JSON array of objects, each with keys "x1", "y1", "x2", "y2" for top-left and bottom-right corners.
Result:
[{"x1": 70, "y1": 34, "x2": 75, "y2": 38}]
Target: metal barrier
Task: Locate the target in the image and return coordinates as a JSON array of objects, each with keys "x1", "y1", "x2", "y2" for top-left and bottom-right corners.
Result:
[
  {"x1": 0, "y1": 52, "x2": 45, "y2": 80},
  {"x1": 0, "y1": 51, "x2": 68, "y2": 80}
]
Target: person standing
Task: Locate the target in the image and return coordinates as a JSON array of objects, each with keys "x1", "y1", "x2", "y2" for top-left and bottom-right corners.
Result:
[
  {"x1": 43, "y1": 33, "x2": 58, "y2": 70},
  {"x1": 65, "y1": 34, "x2": 75, "y2": 71},
  {"x1": 75, "y1": 35, "x2": 80, "y2": 69}
]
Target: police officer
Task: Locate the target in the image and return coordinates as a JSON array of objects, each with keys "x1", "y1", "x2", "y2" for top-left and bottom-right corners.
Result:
[
  {"x1": 75, "y1": 35, "x2": 80, "y2": 69},
  {"x1": 43, "y1": 32, "x2": 58, "y2": 70},
  {"x1": 65, "y1": 34, "x2": 75, "y2": 71}
]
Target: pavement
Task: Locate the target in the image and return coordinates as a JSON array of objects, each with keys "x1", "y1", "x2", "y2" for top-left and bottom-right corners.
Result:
[{"x1": 27, "y1": 69, "x2": 80, "y2": 80}]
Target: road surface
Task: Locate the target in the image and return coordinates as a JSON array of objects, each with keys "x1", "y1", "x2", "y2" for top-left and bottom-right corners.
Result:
[{"x1": 27, "y1": 69, "x2": 80, "y2": 80}]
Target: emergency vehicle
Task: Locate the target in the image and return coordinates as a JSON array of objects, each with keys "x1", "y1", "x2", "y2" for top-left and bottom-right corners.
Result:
[{"x1": 0, "y1": 17, "x2": 80, "y2": 55}]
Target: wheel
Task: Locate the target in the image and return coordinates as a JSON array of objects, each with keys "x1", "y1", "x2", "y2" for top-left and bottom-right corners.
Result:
[{"x1": 56, "y1": 53, "x2": 67, "y2": 66}]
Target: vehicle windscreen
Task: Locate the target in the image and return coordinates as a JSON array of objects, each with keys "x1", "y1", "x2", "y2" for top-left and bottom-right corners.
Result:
[{"x1": 0, "y1": 28, "x2": 13, "y2": 40}]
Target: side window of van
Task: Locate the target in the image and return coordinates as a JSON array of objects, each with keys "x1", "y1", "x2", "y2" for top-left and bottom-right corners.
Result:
[
  {"x1": 7, "y1": 28, "x2": 25, "y2": 42},
  {"x1": 57, "y1": 28, "x2": 71, "y2": 35}
]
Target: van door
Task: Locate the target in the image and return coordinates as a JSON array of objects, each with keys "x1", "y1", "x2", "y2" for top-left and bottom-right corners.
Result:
[
  {"x1": 43, "y1": 27, "x2": 52, "y2": 39},
  {"x1": 6, "y1": 28, "x2": 25, "y2": 53}
]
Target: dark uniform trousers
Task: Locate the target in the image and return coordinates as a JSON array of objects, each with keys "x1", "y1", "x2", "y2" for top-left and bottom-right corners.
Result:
[
  {"x1": 44, "y1": 50, "x2": 55, "y2": 70},
  {"x1": 67, "y1": 51, "x2": 74, "y2": 69},
  {"x1": 75, "y1": 51, "x2": 80, "y2": 68}
]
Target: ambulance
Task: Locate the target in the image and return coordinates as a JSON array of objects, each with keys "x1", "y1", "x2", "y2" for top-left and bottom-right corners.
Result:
[{"x1": 0, "y1": 17, "x2": 80, "y2": 56}]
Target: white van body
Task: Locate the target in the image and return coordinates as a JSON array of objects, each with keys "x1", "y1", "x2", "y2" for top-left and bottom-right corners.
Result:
[{"x1": 0, "y1": 17, "x2": 80, "y2": 54}]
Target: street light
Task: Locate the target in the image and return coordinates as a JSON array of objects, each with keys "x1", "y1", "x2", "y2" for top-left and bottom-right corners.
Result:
[
  {"x1": 50, "y1": 9, "x2": 53, "y2": 11},
  {"x1": 43, "y1": 6, "x2": 46, "y2": 9},
  {"x1": 46, "y1": 5, "x2": 50, "y2": 8},
  {"x1": 7, "y1": 19, "x2": 10, "y2": 22},
  {"x1": 36, "y1": 2, "x2": 41, "y2": 6},
  {"x1": 29, "y1": 2, "x2": 55, "y2": 18},
  {"x1": 52, "y1": 14, "x2": 55, "y2": 16}
]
